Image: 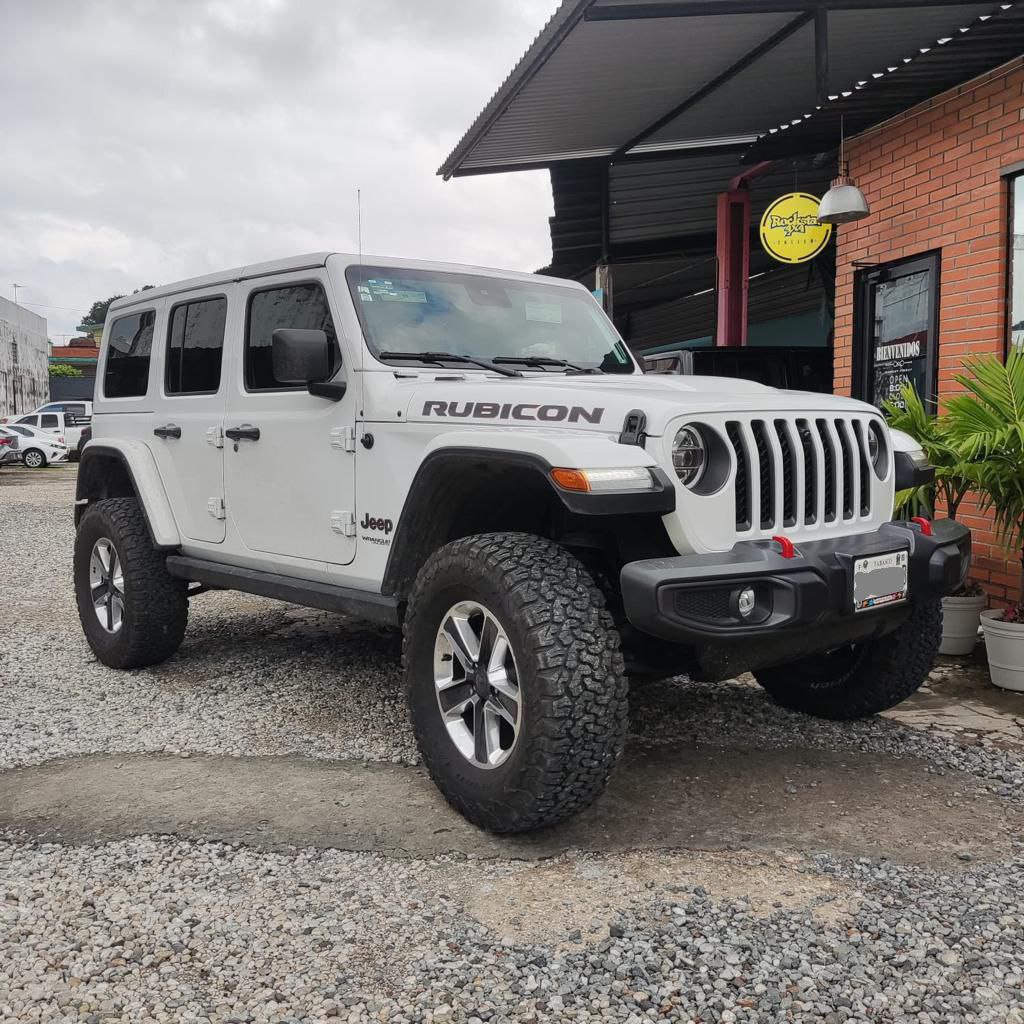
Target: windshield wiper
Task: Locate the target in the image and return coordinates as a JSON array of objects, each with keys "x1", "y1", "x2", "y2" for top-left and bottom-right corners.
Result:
[
  {"x1": 379, "y1": 351, "x2": 521, "y2": 378},
  {"x1": 492, "y1": 355, "x2": 603, "y2": 375}
]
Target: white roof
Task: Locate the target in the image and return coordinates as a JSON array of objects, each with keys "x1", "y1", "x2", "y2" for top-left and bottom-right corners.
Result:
[{"x1": 108, "y1": 252, "x2": 584, "y2": 314}]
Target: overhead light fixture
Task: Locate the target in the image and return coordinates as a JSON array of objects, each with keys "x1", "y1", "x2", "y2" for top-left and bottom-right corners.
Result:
[{"x1": 818, "y1": 117, "x2": 871, "y2": 225}]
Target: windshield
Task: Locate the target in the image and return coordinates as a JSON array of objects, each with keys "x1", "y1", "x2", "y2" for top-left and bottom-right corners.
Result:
[{"x1": 345, "y1": 265, "x2": 636, "y2": 374}]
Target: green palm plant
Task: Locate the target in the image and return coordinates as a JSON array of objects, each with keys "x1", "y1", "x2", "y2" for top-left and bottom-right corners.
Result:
[
  {"x1": 882, "y1": 383, "x2": 974, "y2": 521},
  {"x1": 944, "y1": 347, "x2": 1024, "y2": 620}
]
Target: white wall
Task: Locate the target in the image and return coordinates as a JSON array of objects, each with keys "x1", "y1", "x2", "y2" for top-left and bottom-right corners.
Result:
[{"x1": 0, "y1": 296, "x2": 49, "y2": 417}]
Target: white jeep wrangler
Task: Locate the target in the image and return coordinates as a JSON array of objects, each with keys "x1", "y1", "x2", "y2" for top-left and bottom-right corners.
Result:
[{"x1": 74, "y1": 253, "x2": 971, "y2": 833}]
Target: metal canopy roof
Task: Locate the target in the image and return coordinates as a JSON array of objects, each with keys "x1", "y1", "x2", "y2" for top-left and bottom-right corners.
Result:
[
  {"x1": 746, "y1": 4, "x2": 1024, "y2": 161},
  {"x1": 439, "y1": 0, "x2": 1007, "y2": 178}
]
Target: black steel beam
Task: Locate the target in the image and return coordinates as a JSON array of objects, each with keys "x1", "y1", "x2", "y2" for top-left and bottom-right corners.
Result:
[
  {"x1": 449, "y1": 141, "x2": 753, "y2": 177},
  {"x1": 585, "y1": 0, "x2": 996, "y2": 20},
  {"x1": 610, "y1": 11, "x2": 813, "y2": 158},
  {"x1": 814, "y1": 5, "x2": 829, "y2": 107}
]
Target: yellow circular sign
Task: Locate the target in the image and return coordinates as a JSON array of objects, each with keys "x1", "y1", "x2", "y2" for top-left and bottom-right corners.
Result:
[{"x1": 759, "y1": 192, "x2": 833, "y2": 264}]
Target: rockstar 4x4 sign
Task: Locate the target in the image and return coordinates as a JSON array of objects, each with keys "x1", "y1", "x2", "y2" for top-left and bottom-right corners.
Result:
[{"x1": 759, "y1": 192, "x2": 832, "y2": 264}]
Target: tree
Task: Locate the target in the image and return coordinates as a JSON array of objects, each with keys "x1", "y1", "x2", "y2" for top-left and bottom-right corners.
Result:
[
  {"x1": 80, "y1": 285, "x2": 156, "y2": 327},
  {"x1": 49, "y1": 363, "x2": 82, "y2": 378}
]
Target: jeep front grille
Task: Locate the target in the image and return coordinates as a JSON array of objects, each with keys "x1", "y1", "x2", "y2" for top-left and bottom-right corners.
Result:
[{"x1": 726, "y1": 416, "x2": 877, "y2": 536}]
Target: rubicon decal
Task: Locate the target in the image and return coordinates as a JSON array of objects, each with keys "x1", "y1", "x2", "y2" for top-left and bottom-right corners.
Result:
[{"x1": 422, "y1": 401, "x2": 604, "y2": 424}]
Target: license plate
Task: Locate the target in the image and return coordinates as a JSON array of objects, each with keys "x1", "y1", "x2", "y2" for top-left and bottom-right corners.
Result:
[{"x1": 853, "y1": 550, "x2": 908, "y2": 612}]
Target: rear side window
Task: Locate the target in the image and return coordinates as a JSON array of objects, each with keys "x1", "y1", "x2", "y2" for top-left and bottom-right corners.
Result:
[
  {"x1": 40, "y1": 415, "x2": 59, "y2": 429},
  {"x1": 166, "y1": 296, "x2": 227, "y2": 395},
  {"x1": 104, "y1": 310, "x2": 155, "y2": 398},
  {"x1": 245, "y1": 282, "x2": 339, "y2": 391}
]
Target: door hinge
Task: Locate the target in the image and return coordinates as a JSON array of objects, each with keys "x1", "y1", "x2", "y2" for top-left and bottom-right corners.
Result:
[
  {"x1": 207, "y1": 497, "x2": 226, "y2": 520},
  {"x1": 330, "y1": 426, "x2": 357, "y2": 452},
  {"x1": 331, "y1": 510, "x2": 356, "y2": 537},
  {"x1": 206, "y1": 425, "x2": 225, "y2": 449}
]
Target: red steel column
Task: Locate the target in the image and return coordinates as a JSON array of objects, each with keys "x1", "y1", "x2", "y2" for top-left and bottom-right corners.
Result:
[{"x1": 715, "y1": 189, "x2": 751, "y2": 347}]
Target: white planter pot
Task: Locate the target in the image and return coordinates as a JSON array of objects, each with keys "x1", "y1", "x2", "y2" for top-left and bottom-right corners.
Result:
[
  {"x1": 981, "y1": 609, "x2": 1024, "y2": 692},
  {"x1": 939, "y1": 594, "x2": 987, "y2": 655}
]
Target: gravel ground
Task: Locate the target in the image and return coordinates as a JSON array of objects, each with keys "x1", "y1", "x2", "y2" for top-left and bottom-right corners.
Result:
[{"x1": 4, "y1": 466, "x2": 1024, "y2": 1023}]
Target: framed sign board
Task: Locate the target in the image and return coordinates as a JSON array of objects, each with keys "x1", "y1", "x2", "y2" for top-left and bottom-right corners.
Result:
[{"x1": 854, "y1": 251, "x2": 940, "y2": 412}]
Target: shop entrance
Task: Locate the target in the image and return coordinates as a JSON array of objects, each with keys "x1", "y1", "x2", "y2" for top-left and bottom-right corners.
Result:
[{"x1": 854, "y1": 251, "x2": 940, "y2": 411}]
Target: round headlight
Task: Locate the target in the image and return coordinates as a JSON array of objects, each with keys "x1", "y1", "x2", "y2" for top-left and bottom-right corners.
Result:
[
  {"x1": 868, "y1": 420, "x2": 888, "y2": 478},
  {"x1": 672, "y1": 425, "x2": 707, "y2": 488}
]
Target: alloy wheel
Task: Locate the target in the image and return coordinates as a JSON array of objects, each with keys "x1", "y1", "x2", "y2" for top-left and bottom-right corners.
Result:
[
  {"x1": 433, "y1": 600, "x2": 521, "y2": 768},
  {"x1": 89, "y1": 538, "x2": 125, "y2": 633}
]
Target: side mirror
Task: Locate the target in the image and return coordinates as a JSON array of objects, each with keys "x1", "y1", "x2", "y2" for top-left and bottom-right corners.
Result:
[{"x1": 271, "y1": 329, "x2": 346, "y2": 400}]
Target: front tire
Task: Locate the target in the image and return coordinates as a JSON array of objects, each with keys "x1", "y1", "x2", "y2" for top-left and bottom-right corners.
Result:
[
  {"x1": 22, "y1": 448, "x2": 46, "y2": 468},
  {"x1": 753, "y1": 599, "x2": 941, "y2": 720},
  {"x1": 74, "y1": 497, "x2": 188, "y2": 668},
  {"x1": 404, "y1": 533, "x2": 628, "y2": 833}
]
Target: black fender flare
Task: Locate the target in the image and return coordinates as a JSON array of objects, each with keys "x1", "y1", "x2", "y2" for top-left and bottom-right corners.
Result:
[{"x1": 381, "y1": 447, "x2": 674, "y2": 598}]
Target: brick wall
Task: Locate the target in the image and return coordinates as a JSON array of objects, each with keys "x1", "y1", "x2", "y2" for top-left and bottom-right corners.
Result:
[{"x1": 832, "y1": 58, "x2": 1024, "y2": 607}]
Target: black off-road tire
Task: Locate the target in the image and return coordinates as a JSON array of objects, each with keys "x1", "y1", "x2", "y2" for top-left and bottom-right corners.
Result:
[
  {"x1": 404, "y1": 532, "x2": 628, "y2": 833},
  {"x1": 74, "y1": 497, "x2": 188, "y2": 669},
  {"x1": 753, "y1": 599, "x2": 942, "y2": 720}
]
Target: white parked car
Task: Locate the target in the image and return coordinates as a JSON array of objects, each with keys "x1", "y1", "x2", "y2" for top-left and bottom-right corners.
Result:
[
  {"x1": 73, "y1": 252, "x2": 971, "y2": 833},
  {"x1": 7, "y1": 411, "x2": 88, "y2": 453},
  {"x1": 0, "y1": 427, "x2": 22, "y2": 467},
  {"x1": 4, "y1": 423, "x2": 70, "y2": 468}
]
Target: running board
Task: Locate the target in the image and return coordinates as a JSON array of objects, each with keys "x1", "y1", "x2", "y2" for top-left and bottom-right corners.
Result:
[{"x1": 165, "y1": 555, "x2": 400, "y2": 626}]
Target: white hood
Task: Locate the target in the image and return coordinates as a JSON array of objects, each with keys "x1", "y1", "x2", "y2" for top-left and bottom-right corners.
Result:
[{"x1": 397, "y1": 371, "x2": 881, "y2": 437}]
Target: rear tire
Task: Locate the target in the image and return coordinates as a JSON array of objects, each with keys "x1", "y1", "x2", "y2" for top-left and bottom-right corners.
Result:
[
  {"x1": 404, "y1": 532, "x2": 628, "y2": 833},
  {"x1": 753, "y1": 599, "x2": 941, "y2": 720},
  {"x1": 22, "y1": 448, "x2": 46, "y2": 468},
  {"x1": 74, "y1": 497, "x2": 188, "y2": 668}
]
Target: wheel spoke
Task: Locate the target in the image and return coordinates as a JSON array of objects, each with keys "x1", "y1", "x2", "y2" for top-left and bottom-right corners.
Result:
[
  {"x1": 478, "y1": 615, "x2": 498, "y2": 668},
  {"x1": 486, "y1": 693, "x2": 517, "y2": 729},
  {"x1": 437, "y1": 681, "x2": 475, "y2": 716},
  {"x1": 443, "y1": 613, "x2": 480, "y2": 669},
  {"x1": 110, "y1": 594, "x2": 124, "y2": 632},
  {"x1": 472, "y1": 698, "x2": 489, "y2": 763}
]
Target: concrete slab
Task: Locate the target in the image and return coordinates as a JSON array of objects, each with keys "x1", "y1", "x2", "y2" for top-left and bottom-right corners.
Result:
[{"x1": 1, "y1": 743, "x2": 1015, "y2": 868}]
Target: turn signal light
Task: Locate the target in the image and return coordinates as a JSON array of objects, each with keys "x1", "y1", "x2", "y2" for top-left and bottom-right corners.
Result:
[
  {"x1": 551, "y1": 468, "x2": 590, "y2": 492},
  {"x1": 550, "y1": 467, "x2": 656, "y2": 493}
]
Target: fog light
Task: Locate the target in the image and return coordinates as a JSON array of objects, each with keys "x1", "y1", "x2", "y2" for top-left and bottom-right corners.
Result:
[{"x1": 737, "y1": 587, "x2": 756, "y2": 618}]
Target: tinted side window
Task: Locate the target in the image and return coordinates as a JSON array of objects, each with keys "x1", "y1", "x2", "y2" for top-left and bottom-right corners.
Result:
[
  {"x1": 40, "y1": 415, "x2": 59, "y2": 428},
  {"x1": 166, "y1": 297, "x2": 227, "y2": 395},
  {"x1": 245, "y1": 283, "x2": 338, "y2": 391},
  {"x1": 104, "y1": 310, "x2": 155, "y2": 398},
  {"x1": 16, "y1": 415, "x2": 37, "y2": 426}
]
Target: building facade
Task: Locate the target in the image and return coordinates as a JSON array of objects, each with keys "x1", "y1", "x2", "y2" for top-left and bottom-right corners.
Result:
[
  {"x1": 833, "y1": 58, "x2": 1024, "y2": 606},
  {"x1": 0, "y1": 296, "x2": 49, "y2": 418}
]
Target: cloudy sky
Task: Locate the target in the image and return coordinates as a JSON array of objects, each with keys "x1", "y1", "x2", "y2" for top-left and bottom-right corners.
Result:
[{"x1": 0, "y1": 0, "x2": 559, "y2": 342}]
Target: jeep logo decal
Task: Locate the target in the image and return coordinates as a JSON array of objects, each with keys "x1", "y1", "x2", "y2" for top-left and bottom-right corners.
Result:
[
  {"x1": 422, "y1": 401, "x2": 603, "y2": 424},
  {"x1": 360, "y1": 513, "x2": 393, "y2": 534}
]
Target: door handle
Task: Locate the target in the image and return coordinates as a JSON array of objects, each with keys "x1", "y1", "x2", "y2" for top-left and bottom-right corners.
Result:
[
  {"x1": 153, "y1": 424, "x2": 182, "y2": 439},
  {"x1": 225, "y1": 424, "x2": 261, "y2": 442}
]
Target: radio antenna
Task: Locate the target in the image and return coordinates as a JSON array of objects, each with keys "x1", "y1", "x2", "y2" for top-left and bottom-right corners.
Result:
[{"x1": 357, "y1": 189, "x2": 363, "y2": 266}]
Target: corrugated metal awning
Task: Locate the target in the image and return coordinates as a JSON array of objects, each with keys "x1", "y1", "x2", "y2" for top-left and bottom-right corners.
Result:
[{"x1": 439, "y1": 0, "x2": 1009, "y2": 178}]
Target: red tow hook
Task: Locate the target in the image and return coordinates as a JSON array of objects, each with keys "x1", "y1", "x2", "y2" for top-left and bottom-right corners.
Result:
[
  {"x1": 771, "y1": 534, "x2": 797, "y2": 559},
  {"x1": 911, "y1": 516, "x2": 933, "y2": 537}
]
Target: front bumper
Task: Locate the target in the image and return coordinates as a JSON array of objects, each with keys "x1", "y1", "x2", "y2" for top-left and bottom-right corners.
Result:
[{"x1": 621, "y1": 519, "x2": 970, "y2": 674}]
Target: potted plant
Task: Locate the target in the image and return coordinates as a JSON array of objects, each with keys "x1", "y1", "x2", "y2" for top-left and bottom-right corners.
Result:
[
  {"x1": 946, "y1": 349, "x2": 1024, "y2": 690},
  {"x1": 884, "y1": 385, "x2": 985, "y2": 655}
]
